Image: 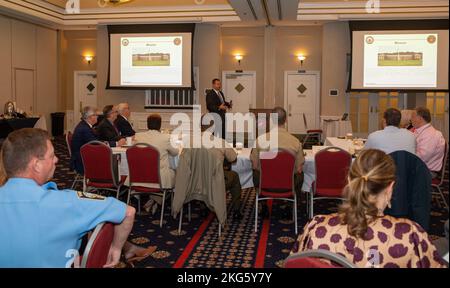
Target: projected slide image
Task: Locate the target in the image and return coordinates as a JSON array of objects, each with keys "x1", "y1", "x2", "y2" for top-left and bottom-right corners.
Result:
[
  {"x1": 132, "y1": 51, "x2": 171, "y2": 67},
  {"x1": 120, "y1": 36, "x2": 183, "y2": 86},
  {"x1": 377, "y1": 51, "x2": 423, "y2": 66},
  {"x1": 363, "y1": 34, "x2": 438, "y2": 88}
]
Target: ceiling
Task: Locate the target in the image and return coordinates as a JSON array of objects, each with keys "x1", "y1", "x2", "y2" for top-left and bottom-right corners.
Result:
[{"x1": 0, "y1": 0, "x2": 447, "y2": 29}]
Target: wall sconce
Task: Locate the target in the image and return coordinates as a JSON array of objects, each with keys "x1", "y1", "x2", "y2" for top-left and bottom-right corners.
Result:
[
  {"x1": 234, "y1": 55, "x2": 243, "y2": 73},
  {"x1": 297, "y1": 55, "x2": 306, "y2": 67},
  {"x1": 84, "y1": 55, "x2": 94, "y2": 65}
]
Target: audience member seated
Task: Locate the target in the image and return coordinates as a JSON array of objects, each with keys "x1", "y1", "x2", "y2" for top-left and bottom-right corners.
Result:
[
  {"x1": 96, "y1": 105, "x2": 125, "y2": 144},
  {"x1": 115, "y1": 103, "x2": 136, "y2": 138},
  {"x1": 70, "y1": 106, "x2": 125, "y2": 175},
  {"x1": 411, "y1": 107, "x2": 446, "y2": 174},
  {"x1": 250, "y1": 107, "x2": 304, "y2": 217},
  {"x1": 1, "y1": 101, "x2": 25, "y2": 119},
  {"x1": 201, "y1": 123, "x2": 242, "y2": 219},
  {"x1": 400, "y1": 109, "x2": 415, "y2": 131},
  {"x1": 365, "y1": 108, "x2": 416, "y2": 154},
  {"x1": 0, "y1": 128, "x2": 135, "y2": 268},
  {"x1": 291, "y1": 149, "x2": 445, "y2": 268},
  {"x1": 134, "y1": 114, "x2": 180, "y2": 214}
]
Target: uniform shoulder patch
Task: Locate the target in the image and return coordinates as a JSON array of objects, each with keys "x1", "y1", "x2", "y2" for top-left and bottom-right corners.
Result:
[{"x1": 76, "y1": 191, "x2": 106, "y2": 201}]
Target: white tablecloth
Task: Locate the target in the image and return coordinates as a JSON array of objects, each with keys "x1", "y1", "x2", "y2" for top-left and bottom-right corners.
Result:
[
  {"x1": 231, "y1": 148, "x2": 254, "y2": 189},
  {"x1": 111, "y1": 147, "x2": 254, "y2": 189},
  {"x1": 34, "y1": 116, "x2": 47, "y2": 131},
  {"x1": 321, "y1": 117, "x2": 352, "y2": 139}
]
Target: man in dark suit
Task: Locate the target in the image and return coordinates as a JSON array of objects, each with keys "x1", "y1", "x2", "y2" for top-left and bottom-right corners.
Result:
[
  {"x1": 70, "y1": 106, "x2": 125, "y2": 175},
  {"x1": 206, "y1": 78, "x2": 232, "y2": 138},
  {"x1": 115, "y1": 103, "x2": 135, "y2": 138},
  {"x1": 96, "y1": 105, "x2": 125, "y2": 143}
]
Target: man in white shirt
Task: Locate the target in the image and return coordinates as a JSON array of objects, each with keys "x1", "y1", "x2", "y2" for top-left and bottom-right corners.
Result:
[
  {"x1": 411, "y1": 107, "x2": 446, "y2": 173},
  {"x1": 365, "y1": 108, "x2": 416, "y2": 155}
]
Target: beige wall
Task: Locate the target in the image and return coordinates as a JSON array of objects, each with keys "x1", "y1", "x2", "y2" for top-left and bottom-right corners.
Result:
[
  {"x1": 60, "y1": 22, "x2": 351, "y2": 119},
  {"x1": 321, "y1": 22, "x2": 350, "y2": 116},
  {"x1": 61, "y1": 30, "x2": 97, "y2": 110},
  {"x1": 0, "y1": 15, "x2": 58, "y2": 133},
  {"x1": 221, "y1": 27, "x2": 265, "y2": 108},
  {"x1": 275, "y1": 26, "x2": 323, "y2": 107}
]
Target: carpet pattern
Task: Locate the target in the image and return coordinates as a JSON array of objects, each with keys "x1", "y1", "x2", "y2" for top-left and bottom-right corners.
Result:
[{"x1": 51, "y1": 136, "x2": 449, "y2": 268}]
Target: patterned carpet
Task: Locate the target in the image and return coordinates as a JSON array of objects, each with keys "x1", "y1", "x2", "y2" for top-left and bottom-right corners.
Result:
[{"x1": 51, "y1": 136, "x2": 449, "y2": 268}]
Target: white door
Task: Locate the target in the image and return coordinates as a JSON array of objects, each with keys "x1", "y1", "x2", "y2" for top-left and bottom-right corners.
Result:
[
  {"x1": 284, "y1": 71, "x2": 320, "y2": 134},
  {"x1": 14, "y1": 68, "x2": 35, "y2": 115},
  {"x1": 222, "y1": 71, "x2": 256, "y2": 114},
  {"x1": 74, "y1": 71, "x2": 97, "y2": 121}
]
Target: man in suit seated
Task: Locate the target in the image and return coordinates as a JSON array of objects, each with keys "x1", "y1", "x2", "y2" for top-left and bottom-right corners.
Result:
[
  {"x1": 134, "y1": 114, "x2": 180, "y2": 214},
  {"x1": 96, "y1": 105, "x2": 125, "y2": 144},
  {"x1": 115, "y1": 103, "x2": 136, "y2": 138},
  {"x1": 70, "y1": 106, "x2": 125, "y2": 175}
]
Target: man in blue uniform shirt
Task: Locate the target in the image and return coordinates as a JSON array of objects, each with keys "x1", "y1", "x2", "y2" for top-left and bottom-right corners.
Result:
[{"x1": 0, "y1": 128, "x2": 135, "y2": 268}]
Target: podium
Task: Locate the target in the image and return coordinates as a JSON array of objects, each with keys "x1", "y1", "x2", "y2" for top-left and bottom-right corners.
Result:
[{"x1": 0, "y1": 118, "x2": 40, "y2": 139}]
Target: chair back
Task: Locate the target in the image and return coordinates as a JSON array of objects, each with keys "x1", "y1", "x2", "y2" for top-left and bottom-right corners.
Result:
[
  {"x1": 259, "y1": 149, "x2": 296, "y2": 193},
  {"x1": 284, "y1": 249, "x2": 355, "y2": 268},
  {"x1": 81, "y1": 141, "x2": 118, "y2": 186},
  {"x1": 80, "y1": 222, "x2": 114, "y2": 268},
  {"x1": 66, "y1": 131, "x2": 73, "y2": 157},
  {"x1": 126, "y1": 143, "x2": 161, "y2": 186},
  {"x1": 387, "y1": 150, "x2": 431, "y2": 230},
  {"x1": 314, "y1": 147, "x2": 352, "y2": 197},
  {"x1": 436, "y1": 142, "x2": 449, "y2": 186}
]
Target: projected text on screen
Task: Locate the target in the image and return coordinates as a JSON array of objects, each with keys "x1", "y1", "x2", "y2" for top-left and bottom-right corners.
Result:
[
  {"x1": 120, "y1": 36, "x2": 183, "y2": 86},
  {"x1": 363, "y1": 34, "x2": 438, "y2": 88}
]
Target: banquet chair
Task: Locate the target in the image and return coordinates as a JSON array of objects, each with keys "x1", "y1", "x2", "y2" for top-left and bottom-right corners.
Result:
[
  {"x1": 126, "y1": 143, "x2": 173, "y2": 227},
  {"x1": 66, "y1": 131, "x2": 84, "y2": 190},
  {"x1": 80, "y1": 141, "x2": 126, "y2": 198},
  {"x1": 386, "y1": 151, "x2": 432, "y2": 230},
  {"x1": 302, "y1": 113, "x2": 322, "y2": 149},
  {"x1": 255, "y1": 149, "x2": 298, "y2": 234},
  {"x1": 308, "y1": 147, "x2": 351, "y2": 219},
  {"x1": 80, "y1": 222, "x2": 114, "y2": 268},
  {"x1": 432, "y1": 142, "x2": 449, "y2": 209},
  {"x1": 284, "y1": 249, "x2": 356, "y2": 268}
]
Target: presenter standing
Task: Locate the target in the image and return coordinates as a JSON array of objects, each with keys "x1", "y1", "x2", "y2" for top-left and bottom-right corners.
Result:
[{"x1": 206, "y1": 78, "x2": 232, "y2": 139}]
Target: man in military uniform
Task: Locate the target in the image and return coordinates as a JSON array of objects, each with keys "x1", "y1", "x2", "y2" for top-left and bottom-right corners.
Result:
[{"x1": 0, "y1": 128, "x2": 136, "y2": 268}]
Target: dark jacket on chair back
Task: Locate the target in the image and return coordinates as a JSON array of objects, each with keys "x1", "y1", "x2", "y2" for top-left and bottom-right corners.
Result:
[
  {"x1": 385, "y1": 151, "x2": 432, "y2": 231},
  {"x1": 114, "y1": 115, "x2": 135, "y2": 137}
]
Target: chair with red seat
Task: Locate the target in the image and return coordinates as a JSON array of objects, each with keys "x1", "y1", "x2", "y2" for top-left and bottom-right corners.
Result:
[
  {"x1": 284, "y1": 249, "x2": 355, "y2": 268},
  {"x1": 80, "y1": 141, "x2": 125, "y2": 198},
  {"x1": 308, "y1": 147, "x2": 352, "y2": 218},
  {"x1": 66, "y1": 131, "x2": 83, "y2": 190},
  {"x1": 80, "y1": 222, "x2": 114, "y2": 268},
  {"x1": 431, "y1": 142, "x2": 449, "y2": 209},
  {"x1": 255, "y1": 149, "x2": 298, "y2": 234},
  {"x1": 302, "y1": 113, "x2": 323, "y2": 149},
  {"x1": 126, "y1": 143, "x2": 173, "y2": 227}
]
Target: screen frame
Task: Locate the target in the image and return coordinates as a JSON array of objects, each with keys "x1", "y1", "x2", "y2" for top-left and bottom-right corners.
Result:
[
  {"x1": 106, "y1": 23, "x2": 196, "y2": 90},
  {"x1": 347, "y1": 20, "x2": 449, "y2": 93}
]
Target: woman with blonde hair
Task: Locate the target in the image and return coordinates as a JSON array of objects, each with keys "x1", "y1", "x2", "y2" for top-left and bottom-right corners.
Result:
[
  {"x1": 291, "y1": 149, "x2": 445, "y2": 268},
  {"x1": 400, "y1": 109, "x2": 415, "y2": 131}
]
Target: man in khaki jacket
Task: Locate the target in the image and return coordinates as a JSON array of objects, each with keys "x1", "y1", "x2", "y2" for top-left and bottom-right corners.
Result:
[
  {"x1": 250, "y1": 107, "x2": 304, "y2": 216},
  {"x1": 134, "y1": 114, "x2": 180, "y2": 212},
  {"x1": 202, "y1": 129, "x2": 242, "y2": 219}
]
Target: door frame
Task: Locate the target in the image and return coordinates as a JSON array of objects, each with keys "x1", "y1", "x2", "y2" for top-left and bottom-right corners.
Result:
[
  {"x1": 284, "y1": 70, "x2": 321, "y2": 133},
  {"x1": 221, "y1": 70, "x2": 257, "y2": 110},
  {"x1": 74, "y1": 70, "x2": 97, "y2": 118}
]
